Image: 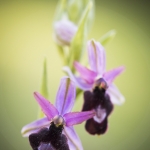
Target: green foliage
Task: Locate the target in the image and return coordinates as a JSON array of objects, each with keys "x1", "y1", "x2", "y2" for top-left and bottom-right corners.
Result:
[
  {"x1": 38, "y1": 58, "x2": 49, "y2": 118},
  {"x1": 99, "y1": 29, "x2": 116, "y2": 46},
  {"x1": 67, "y1": 0, "x2": 83, "y2": 23},
  {"x1": 54, "y1": 0, "x2": 67, "y2": 21},
  {"x1": 68, "y1": 1, "x2": 93, "y2": 72}
]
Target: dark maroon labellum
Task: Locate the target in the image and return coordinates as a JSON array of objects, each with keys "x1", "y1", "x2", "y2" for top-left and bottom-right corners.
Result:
[
  {"x1": 29, "y1": 122, "x2": 70, "y2": 150},
  {"x1": 82, "y1": 82, "x2": 113, "y2": 135}
]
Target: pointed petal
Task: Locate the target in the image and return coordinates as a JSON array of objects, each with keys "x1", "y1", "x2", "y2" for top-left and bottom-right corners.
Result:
[
  {"x1": 55, "y1": 77, "x2": 76, "y2": 115},
  {"x1": 107, "y1": 84, "x2": 125, "y2": 105},
  {"x1": 34, "y1": 92, "x2": 59, "y2": 120},
  {"x1": 21, "y1": 117, "x2": 50, "y2": 137},
  {"x1": 64, "y1": 126, "x2": 83, "y2": 150},
  {"x1": 64, "y1": 110, "x2": 95, "y2": 126},
  {"x1": 103, "y1": 66, "x2": 125, "y2": 86},
  {"x1": 63, "y1": 66, "x2": 93, "y2": 90},
  {"x1": 87, "y1": 39, "x2": 106, "y2": 75},
  {"x1": 74, "y1": 61, "x2": 97, "y2": 84}
]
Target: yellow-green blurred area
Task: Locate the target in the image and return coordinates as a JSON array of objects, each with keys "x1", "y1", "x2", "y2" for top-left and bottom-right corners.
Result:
[{"x1": 0, "y1": 0, "x2": 150, "y2": 150}]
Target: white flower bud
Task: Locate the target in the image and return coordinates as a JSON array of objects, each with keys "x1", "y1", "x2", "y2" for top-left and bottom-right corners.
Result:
[{"x1": 53, "y1": 19, "x2": 77, "y2": 46}]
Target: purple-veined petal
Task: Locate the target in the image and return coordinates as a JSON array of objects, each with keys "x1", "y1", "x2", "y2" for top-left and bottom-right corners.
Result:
[
  {"x1": 87, "y1": 39, "x2": 106, "y2": 75},
  {"x1": 107, "y1": 84, "x2": 125, "y2": 105},
  {"x1": 21, "y1": 117, "x2": 50, "y2": 137},
  {"x1": 64, "y1": 126, "x2": 83, "y2": 150},
  {"x1": 64, "y1": 110, "x2": 96, "y2": 126},
  {"x1": 55, "y1": 77, "x2": 76, "y2": 115},
  {"x1": 74, "y1": 61, "x2": 97, "y2": 84},
  {"x1": 103, "y1": 66, "x2": 125, "y2": 86},
  {"x1": 34, "y1": 92, "x2": 59, "y2": 120},
  {"x1": 63, "y1": 66, "x2": 93, "y2": 91}
]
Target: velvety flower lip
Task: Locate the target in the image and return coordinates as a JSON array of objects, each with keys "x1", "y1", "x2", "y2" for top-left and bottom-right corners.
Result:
[
  {"x1": 63, "y1": 39, "x2": 125, "y2": 105},
  {"x1": 82, "y1": 87, "x2": 114, "y2": 135},
  {"x1": 38, "y1": 143, "x2": 54, "y2": 150},
  {"x1": 21, "y1": 77, "x2": 95, "y2": 149}
]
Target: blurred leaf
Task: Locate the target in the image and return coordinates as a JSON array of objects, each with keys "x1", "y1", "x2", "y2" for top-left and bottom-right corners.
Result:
[
  {"x1": 99, "y1": 29, "x2": 116, "y2": 46},
  {"x1": 38, "y1": 58, "x2": 49, "y2": 119},
  {"x1": 85, "y1": 0, "x2": 95, "y2": 32},
  {"x1": 82, "y1": 0, "x2": 92, "y2": 5},
  {"x1": 56, "y1": 44, "x2": 67, "y2": 65},
  {"x1": 68, "y1": 1, "x2": 93, "y2": 72},
  {"x1": 67, "y1": 0, "x2": 83, "y2": 23},
  {"x1": 56, "y1": 44, "x2": 64, "y2": 58},
  {"x1": 53, "y1": 0, "x2": 67, "y2": 21}
]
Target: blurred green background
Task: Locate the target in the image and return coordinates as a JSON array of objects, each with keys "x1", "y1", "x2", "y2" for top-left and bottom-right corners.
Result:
[{"x1": 0, "y1": 0, "x2": 150, "y2": 150}]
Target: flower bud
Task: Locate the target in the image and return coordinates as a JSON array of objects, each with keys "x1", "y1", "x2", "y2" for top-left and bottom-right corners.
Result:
[{"x1": 53, "y1": 19, "x2": 77, "y2": 46}]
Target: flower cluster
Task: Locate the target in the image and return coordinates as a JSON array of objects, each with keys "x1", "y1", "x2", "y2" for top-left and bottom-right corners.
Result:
[
  {"x1": 21, "y1": 0, "x2": 125, "y2": 150},
  {"x1": 63, "y1": 39, "x2": 125, "y2": 135}
]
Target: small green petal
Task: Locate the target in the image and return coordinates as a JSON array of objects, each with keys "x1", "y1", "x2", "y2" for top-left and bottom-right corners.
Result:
[{"x1": 99, "y1": 29, "x2": 117, "y2": 46}]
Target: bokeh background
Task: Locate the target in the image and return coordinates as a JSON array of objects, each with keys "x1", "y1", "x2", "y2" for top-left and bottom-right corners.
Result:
[{"x1": 0, "y1": 0, "x2": 150, "y2": 150}]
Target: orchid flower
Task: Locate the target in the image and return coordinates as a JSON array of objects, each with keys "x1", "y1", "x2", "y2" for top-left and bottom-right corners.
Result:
[
  {"x1": 21, "y1": 77, "x2": 95, "y2": 150},
  {"x1": 63, "y1": 39, "x2": 125, "y2": 135},
  {"x1": 63, "y1": 39, "x2": 125, "y2": 105}
]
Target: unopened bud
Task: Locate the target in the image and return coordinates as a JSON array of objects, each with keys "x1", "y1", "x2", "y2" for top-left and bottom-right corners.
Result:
[{"x1": 53, "y1": 19, "x2": 77, "y2": 46}]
